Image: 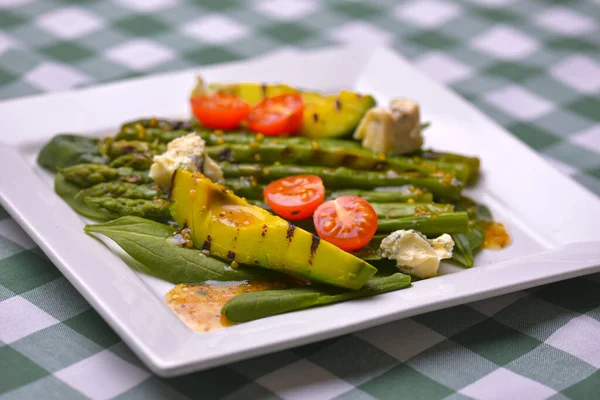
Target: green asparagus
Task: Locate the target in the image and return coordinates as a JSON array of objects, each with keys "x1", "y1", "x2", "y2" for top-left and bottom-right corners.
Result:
[
  {"x1": 120, "y1": 118, "x2": 193, "y2": 135},
  {"x1": 419, "y1": 150, "x2": 480, "y2": 182},
  {"x1": 84, "y1": 197, "x2": 170, "y2": 220},
  {"x1": 109, "y1": 152, "x2": 154, "y2": 169},
  {"x1": 330, "y1": 187, "x2": 433, "y2": 203},
  {"x1": 226, "y1": 180, "x2": 437, "y2": 203},
  {"x1": 220, "y1": 163, "x2": 463, "y2": 200},
  {"x1": 224, "y1": 178, "x2": 265, "y2": 199},
  {"x1": 376, "y1": 212, "x2": 469, "y2": 235},
  {"x1": 100, "y1": 139, "x2": 166, "y2": 160},
  {"x1": 115, "y1": 128, "x2": 190, "y2": 143},
  {"x1": 55, "y1": 173, "x2": 117, "y2": 221},
  {"x1": 207, "y1": 142, "x2": 470, "y2": 181},
  {"x1": 78, "y1": 182, "x2": 163, "y2": 200},
  {"x1": 60, "y1": 164, "x2": 152, "y2": 188},
  {"x1": 372, "y1": 203, "x2": 454, "y2": 219}
]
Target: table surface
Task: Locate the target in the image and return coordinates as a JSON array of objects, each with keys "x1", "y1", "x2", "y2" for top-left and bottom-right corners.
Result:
[{"x1": 1, "y1": 0, "x2": 599, "y2": 399}]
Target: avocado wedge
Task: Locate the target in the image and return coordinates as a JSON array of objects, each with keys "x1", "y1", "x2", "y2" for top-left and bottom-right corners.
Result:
[
  {"x1": 169, "y1": 170, "x2": 377, "y2": 290},
  {"x1": 210, "y1": 82, "x2": 376, "y2": 139}
]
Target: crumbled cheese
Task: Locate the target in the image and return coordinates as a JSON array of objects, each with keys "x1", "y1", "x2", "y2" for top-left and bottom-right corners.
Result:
[
  {"x1": 380, "y1": 229, "x2": 454, "y2": 279},
  {"x1": 354, "y1": 98, "x2": 423, "y2": 155},
  {"x1": 149, "y1": 133, "x2": 224, "y2": 189}
]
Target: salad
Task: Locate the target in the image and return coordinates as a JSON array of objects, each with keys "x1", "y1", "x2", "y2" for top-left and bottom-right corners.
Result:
[{"x1": 37, "y1": 78, "x2": 510, "y2": 332}]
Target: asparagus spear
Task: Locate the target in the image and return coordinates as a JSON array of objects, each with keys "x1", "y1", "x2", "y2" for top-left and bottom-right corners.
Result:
[
  {"x1": 109, "y1": 152, "x2": 154, "y2": 169},
  {"x1": 83, "y1": 197, "x2": 171, "y2": 220},
  {"x1": 198, "y1": 122, "x2": 430, "y2": 147},
  {"x1": 420, "y1": 150, "x2": 480, "y2": 170},
  {"x1": 226, "y1": 179, "x2": 437, "y2": 203},
  {"x1": 249, "y1": 200, "x2": 452, "y2": 220},
  {"x1": 78, "y1": 182, "x2": 163, "y2": 200},
  {"x1": 419, "y1": 150, "x2": 480, "y2": 182},
  {"x1": 60, "y1": 164, "x2": 152, "y2": 188},
  {"x1": 120, "y1": 118, "x2": 193, "y2": 135},
  {"x1": 372, "y1": 203, "x2": 454, "y2": 219},
  {"x1": 99, "y1": 139, "x2": 166, "y2": 160},
  {"x1": 376, "y1": 212, "x2": 469, "y2": 235},
  {"x1": 55, "y1": 173, "x2": 118, "y2": 221},
  {"x1": 220, "y1": 163, "x2": 463, "y2": 200},
  {"x1": 224, "y1": 178, "x2": 265, "y2": 199},
  {"x1": 115, "y1": 128, "x2": 190, "y2": 143},
  {"x1": 206, "y1": 143, "x2": 470, "y2": 181},
  {"x1": 330, "y1": 188, "x2": 433, "y2": 203}
]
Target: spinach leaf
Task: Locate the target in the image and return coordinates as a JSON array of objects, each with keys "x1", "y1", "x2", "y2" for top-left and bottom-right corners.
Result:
[
  {"x1": 55, "y1": 173, "x2": 117, "y2": 221},
  {"x1": 38, "y1": 134, "x2": 107, "y2": 172},
  {"x1": 451, "y1": 196, "x2": 489, "y2": 268},
  {"x1": 222, "y1": 273, "x2": 411, "y2": 322},
  {"x1": 84, "y1": 216, "x2": 282, "y2": 284},
  {"x1": 451, "y1": 228, "x2": 484, "y2": 268}
]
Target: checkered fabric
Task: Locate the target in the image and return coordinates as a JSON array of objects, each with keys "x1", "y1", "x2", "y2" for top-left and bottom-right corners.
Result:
[{"x1": 1, "y1": 0, "x2": 599, "y2": 399}]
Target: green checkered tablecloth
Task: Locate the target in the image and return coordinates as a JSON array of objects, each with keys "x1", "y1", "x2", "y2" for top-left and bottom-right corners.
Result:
[{"x1": 1, "y1": 0, "x2": 599, "y2": 398}]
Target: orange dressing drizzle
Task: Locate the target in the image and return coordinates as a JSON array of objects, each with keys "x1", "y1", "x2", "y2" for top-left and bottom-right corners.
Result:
[
  {"x1": 165, "y1": 280, "x2": 286, "y2": 333},
  {"x1": 483, "y1": 221, "x2": 511, "y2": 250}
]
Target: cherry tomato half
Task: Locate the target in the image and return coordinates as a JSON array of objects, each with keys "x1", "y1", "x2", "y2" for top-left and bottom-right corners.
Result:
[
  {"x1": 190, "y1": 94, "x2": 250, "y2": 130},
  {"x1": 313, "y1": 196, "x2": 378, "y2": 251},
  {"x1": 263, "y1": 175, "x2": 325, "y2": 221},
  {"x1": 248, "y1": 93, "x2": 304, "y2": 136}
]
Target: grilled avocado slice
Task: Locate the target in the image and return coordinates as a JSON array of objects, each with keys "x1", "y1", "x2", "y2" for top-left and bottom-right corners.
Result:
[
  {"x1": 210, "y1": 82, "x2": 376, "y2": 138},
  {"x1": 169, "y1": 170, "x2": 377, "y2": 290}
]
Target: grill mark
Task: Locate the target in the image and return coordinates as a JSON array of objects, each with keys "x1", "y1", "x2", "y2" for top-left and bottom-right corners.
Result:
[
  {"x1": 218, "y1": 148, "x2": 233, "y2": 161},
  {"x1": 335, "y1": 99, "x2": 341, "y2": 111},
  {"x1": 175, "y1": 120, "x2": 194, "y2": 131},
  {"x1": 310, "y1": 149, "x2": 323, "y2": 163},
  {"x1": 167, "y1": 169, "x2": 178, "y2": 201},
  {"x1": 227, "y1": 250, "x2": 236, "y2": 261},
  {"x1": 286, "y1": 223, "x2": 296, "y2": 244},
  {"x1": 374, "y1": 161, "x2": 388, "y2": 171},
  {"x1": 312, "y1": 112, "x2": 319, "y2": 122},
  {"x1": 341, "y1": 154, "x2": 358, "y2": 167},
  {"x1": 202, "y1": 235, "x2": 212, "y2": 252},
  {"x1": 261, "y1": 82, "x2": 268, "y2": 98},
  {"x1": 308, "y1": 235, "x2": 320, "y2": 265},
  {"x1": 290, "y1": 210, "x2": 300, "y2": 216},
  {"x1": 310, "y1": 235, "x2": 320, "y2": 255},
  {"x1": 281, "y1": 147, "x2": 293, "y2": 159}
]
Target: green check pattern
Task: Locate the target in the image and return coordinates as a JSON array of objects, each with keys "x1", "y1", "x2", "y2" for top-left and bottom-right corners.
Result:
[{"x1": 1, "y1": 0, "x2": 599, "y2": 399}]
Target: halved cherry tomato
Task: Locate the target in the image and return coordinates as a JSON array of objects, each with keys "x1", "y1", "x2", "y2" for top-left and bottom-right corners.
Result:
[
  {"x1": 190, "y1": 94, "x2": 250, "y2": 129},
  {"x1": 248, "y1": 93, "x2": 304, "y2": 136},
  {"x1": 313, "y1": 196, "x2": 378, "y2": 251},
  {"x1": 263, "y1": 175, "x2": 325, "y2": 221}
]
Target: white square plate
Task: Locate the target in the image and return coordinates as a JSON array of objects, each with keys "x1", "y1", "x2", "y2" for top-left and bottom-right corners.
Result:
[{"x1": 1, "y1": 45, "x2": 599, "y2": 377}]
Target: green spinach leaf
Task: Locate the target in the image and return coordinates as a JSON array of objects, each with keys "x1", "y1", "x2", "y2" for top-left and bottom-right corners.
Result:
[
  {"x1": 84, "y1": 216, "x2": 282, "y2": 284},
  {"x1": 38, "y1": 134, "x2": 107, "y2": 172},
  {"x1": 451, "y1": 228, "x2": 484, "y2": 268},
  {"x1": 222, "y1": 273, "x2": 411, "y2": 322}
]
